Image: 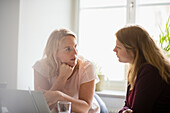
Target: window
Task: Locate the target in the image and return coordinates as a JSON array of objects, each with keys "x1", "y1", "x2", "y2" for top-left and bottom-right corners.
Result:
[
  {"x1": 78, "y1": 0, "x2": 170, "y2": 91},
  {"x1": 136, "y1": 0, "x2": 170, "y2": 41}
]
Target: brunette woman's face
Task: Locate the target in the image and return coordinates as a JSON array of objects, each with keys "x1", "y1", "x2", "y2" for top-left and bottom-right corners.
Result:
[
  {"x1": 113, "y1": 39, "x2": 135, "y2": 64},
  {"x1": 57, "y1": 36, "x2": 78, "y2": 67}
]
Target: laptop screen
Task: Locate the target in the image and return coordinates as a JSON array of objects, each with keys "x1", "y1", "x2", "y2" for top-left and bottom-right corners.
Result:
[{"x1": 1, "y1": 89, "x2": 51, "y2": 113}]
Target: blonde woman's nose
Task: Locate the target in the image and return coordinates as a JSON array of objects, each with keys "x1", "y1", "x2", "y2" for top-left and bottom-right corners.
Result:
[{"x1": 73, "y1": 48, "x2": 78, "y2": 55}]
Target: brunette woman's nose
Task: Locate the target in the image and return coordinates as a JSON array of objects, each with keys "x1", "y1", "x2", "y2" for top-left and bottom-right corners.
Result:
[{"x1": 113, "y1": 47, "x2": 116, "y2": 52}]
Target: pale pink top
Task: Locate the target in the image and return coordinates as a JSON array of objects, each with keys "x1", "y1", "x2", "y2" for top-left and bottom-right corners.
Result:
[{"x1": 32, "y1": 57, "x2": 100, "y2": 113}]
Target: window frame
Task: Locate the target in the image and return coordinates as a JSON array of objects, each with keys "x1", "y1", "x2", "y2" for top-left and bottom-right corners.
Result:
[{"x1": 76, "y1": 0, "x2": 170, "y2": 91}]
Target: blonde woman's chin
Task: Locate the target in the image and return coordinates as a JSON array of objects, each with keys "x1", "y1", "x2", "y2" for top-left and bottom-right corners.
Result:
[{"x1": 69, "y1": 60, "x2": 77, "y2": 67}]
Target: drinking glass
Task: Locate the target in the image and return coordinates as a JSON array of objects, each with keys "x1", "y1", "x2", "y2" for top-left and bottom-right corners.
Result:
[{"x1": 57, "y1": 101, "x2": 71, "y2": 113}]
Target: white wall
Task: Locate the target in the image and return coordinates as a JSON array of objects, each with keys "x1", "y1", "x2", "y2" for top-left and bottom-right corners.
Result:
[
  {"x1": 0, "y1": 0, "x2": 19, "y2": 89},
  {"x1": 18, "y1": 0, "x2": 76, "y2": 90}
]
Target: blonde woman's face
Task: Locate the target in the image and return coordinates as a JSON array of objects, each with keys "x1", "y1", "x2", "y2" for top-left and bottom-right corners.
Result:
[
  {"x1": 113, "y1": 39, "x2": 135, "y2": 64},
  {"x1": 57, "y1": 36, "x2": 78, "y2": 67}
]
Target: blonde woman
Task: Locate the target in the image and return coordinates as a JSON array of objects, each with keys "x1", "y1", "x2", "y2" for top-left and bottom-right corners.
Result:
[
  {"x1": 113, "y1": 25, "x2": 170, "y2": 113},
  {"x1": 33, "y1": 29, "x2": 100, "y2": 113}
]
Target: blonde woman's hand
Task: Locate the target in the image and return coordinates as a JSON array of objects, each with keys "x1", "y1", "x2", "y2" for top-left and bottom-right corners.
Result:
[
  {"x1": 122, "y1": 109, "x2": 133, "y2": 113},
  {"x1": 59, "y1": 63, "x2": 75, "y2": 80}
]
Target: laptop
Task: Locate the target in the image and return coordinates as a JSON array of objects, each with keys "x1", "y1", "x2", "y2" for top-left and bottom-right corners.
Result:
[{"x1": 1, "y1": 89, "x2": 51, "y2": 113}]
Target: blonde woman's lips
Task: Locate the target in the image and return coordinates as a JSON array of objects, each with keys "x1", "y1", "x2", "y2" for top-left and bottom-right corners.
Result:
[{"x1": 71, "y1": 57, "x2": 77, "y2": 61}]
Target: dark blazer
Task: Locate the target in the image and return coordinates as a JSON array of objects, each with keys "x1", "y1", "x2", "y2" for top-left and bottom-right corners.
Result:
[{"x1": 119, "y1": 64, "x2": 170, "y2": 113}]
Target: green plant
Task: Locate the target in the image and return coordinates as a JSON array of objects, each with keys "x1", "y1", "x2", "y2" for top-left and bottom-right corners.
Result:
[{"x1": 159, "y1": 15, "x2": 170, "y2": 57}]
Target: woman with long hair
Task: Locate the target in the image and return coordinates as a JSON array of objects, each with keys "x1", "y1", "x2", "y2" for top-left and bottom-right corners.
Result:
[
  {"x1": 113, "y1": 25, "x2": 170, "y2": 113},
  {"x1": 33, "y1": 29, "x2": 100, "y2": 113}
]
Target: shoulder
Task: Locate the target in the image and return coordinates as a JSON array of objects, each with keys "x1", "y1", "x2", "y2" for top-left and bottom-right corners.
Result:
[
  {"x1": 78, "y1": 56, "x2": 95, "y2": 71},
  {"x1": 77, "y1": 56, "x2": 98, "y2": 84},
  {"x1": 33, "y1": 59, "x2": 48, "y2": 68},
  {"x1": 137, "y1": 63, "x2": 161, "y2": 81},
  {"x1": 32, "y1": 58, "x2": 49, "y2": 77},
  {"x1": 138, "y1": 64, "x2": 158, "y2": 75}
]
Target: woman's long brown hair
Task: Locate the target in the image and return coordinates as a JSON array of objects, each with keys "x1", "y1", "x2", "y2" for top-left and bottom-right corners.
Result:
[{"x1": 115, "y1": 25, "x2": 170, "y2": 89}]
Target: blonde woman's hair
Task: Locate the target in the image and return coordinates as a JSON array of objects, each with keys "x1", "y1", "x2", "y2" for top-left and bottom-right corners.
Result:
[
  {"x1": 43, "y1": 29, "x2": 77, "y2": 78},
  {"x1": 115, "y1": 25, "x2": 170, "y2": 89}
]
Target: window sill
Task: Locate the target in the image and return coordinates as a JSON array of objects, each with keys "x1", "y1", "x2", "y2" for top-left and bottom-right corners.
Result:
[{"x1": 95, "y1": 90, "x2": 126, "y2": 99}]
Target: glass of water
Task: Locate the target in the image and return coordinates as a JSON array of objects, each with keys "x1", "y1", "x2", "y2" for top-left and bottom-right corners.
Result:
[{"x1": 57, "y1": 101, "x2": 71, "y2": 113}]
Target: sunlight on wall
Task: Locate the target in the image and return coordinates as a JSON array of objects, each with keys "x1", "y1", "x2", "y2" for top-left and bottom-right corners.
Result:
[{"x1": 17, "y1": 0, "x2": 72, "y2": 90}]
